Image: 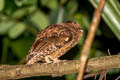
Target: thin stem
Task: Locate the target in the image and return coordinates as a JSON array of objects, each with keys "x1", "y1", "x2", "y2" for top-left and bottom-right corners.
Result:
[{"x1": 77, "y1": 0, "x2": 106, "y2": 80}]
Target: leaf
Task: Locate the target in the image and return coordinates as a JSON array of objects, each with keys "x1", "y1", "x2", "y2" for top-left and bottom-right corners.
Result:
[
  {"x1": 4, "y1": 0, "x2": 17, "y2": 15},
  {"x1": 8, "y1": 23, "x2": 26, "y2": 39},
  {"x1": 40, "y1": 0, "x2": 49, "y2": 6},
  {"x1": 0, "y1": 20, "x2": 15, "y2": 34},
  {"x1": 12, "y1": 6, "x2": 36, "y2": 19},
  {"x1": 22, "y1": 0, "x2": 37, "y2": 5},
  {"x1": 65, "y1": 73, "x2": 77, "y2": 80},
  {"x1": 12, "y1": 8, "x2": 28, "y2": 19},
  {"x1": 40, "y1": 0, "x2": 58, "y2": 10},
  {"x1": 49, "y1": 7, "x2": 65, "y2": 24},
  {"x1": 0, "y1": 0, "x2": 4, "y2": 11},
  {"x1": 108, "y1": 68, "x2": 120, "y2": 75},
  {"x1": 29, "y1": 11, "x2": 50, "y2": 30},
  {"x1": 14, "y1": 0, "x2": 37, "y2": 7},
  {"x1": 74, "y1": 12, "x2": 90, "y2": 30},
  {"x1": 66, "y1": 0, "x2": 78, "y2": 18},
  {"x1": 47, "y1": 0, "x2": 58, "y2": 10},
  {"x1": 10, "y1": 37, "x2": 33, "y2": 59},
  {"x1": 90, "y1": 0, "x2": 120, "y2": 40},
  {"x1": 1, "y1": 37, "x2": 10, "y2": 64}
]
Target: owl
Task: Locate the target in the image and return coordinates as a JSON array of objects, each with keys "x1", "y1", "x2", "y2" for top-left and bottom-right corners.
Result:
[{"x1": 26, "y1": 21, "x2": 83, "y2": 65}]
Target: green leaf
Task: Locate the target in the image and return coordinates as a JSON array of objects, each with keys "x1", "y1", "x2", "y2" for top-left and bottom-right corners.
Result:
[
  {"x1": 40, "y1": 0, "x2": 58, "y2": 10},
  {"x1": 1, "y1": 37, "x2": 10, "y2": 64},
  {"x1": 90, "y1": 49, "x2": 105, "y2": 58},
  {"x1": 0, "y1": 0, "x2": 4, "y2": 11},
  {"x1": 65, "y1": 73, "x2": 77, "y2": 80},
  {"x1": 8, "y1": 23, "x2": 26, "y2": 39},
  {"x1": 108, "y1": 68, "x2": 120, "y2": 75},
  {"x1": 74, "y1": 12, "x2": 90, "y2": 30},
  {"x1": 29, "y1": 11, "x2": 50, "y2": 30},
  {"x1": 12, "y1": 6, "x2": 36, "y2": 19},
  {"x1": 47, "y1": 0, "x2": 58, "y2": 10},
  {"x1": 11, "y1": 37, "x2": 33, "y2": 59},
  {"x1": 0, "y1": 20, "x2": 15, "y2": 34},
  {"x1": 90, "y1": 0, "x2": 120, "y2": 40},
  {"x1": 66, "y1": 0, "x2": 78, "y2": 18},
  {"x1": 22, "y1": 0, "x2": 37, "y2": 5},
  {"x1": 4, "y1": 0, "x2": 17, "y2": 15},
  {"x1": 49, "y1": 7, "x2": 65, "y2": 24},
  {"x1": 14, "y1": 0, "x2": 37, "y2": 7},
  {"x1": 40, "y1": 0, "x2": 49, "y2": 6},
  {"x1": 12, "y1": 8, "x2": 28, "y2": 19}
]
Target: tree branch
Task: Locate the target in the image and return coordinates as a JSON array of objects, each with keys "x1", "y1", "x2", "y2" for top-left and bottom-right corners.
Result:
[
  {"x1": 0, "y1": 54, "x2": 120, "y2": 79},
  {"x1": 77, "y1": 0, "x2": 106, "y2": 79}
]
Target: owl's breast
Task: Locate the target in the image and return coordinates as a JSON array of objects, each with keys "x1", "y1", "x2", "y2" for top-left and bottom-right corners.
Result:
[{"x1": 39, "y1": 43, "x2": 59, "y2": 56}]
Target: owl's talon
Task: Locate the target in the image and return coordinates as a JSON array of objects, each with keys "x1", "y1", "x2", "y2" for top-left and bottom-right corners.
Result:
[{"x1": 45, "y1": 56, "x2": 61, "y2": 63}]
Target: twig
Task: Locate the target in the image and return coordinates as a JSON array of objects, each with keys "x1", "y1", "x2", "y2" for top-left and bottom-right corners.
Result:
[
  {"x1": 99, "y1": 69, "x2": 108, "y2": 80},
  {"x1": 115, "y1": 75, "x2": 120, "y2": 80},
  {"x1": 0, "y1": 54, "x2": 120, "y2": 79},
  {"x1": 84, "y1": 71, "x2": 100, "y2": 79},
  {"x1": 77, "y1": 0, "x2": 106, "y2": 80},
  {"x1": 108, "y1": 49, "x2": 111, "y2": 56}
]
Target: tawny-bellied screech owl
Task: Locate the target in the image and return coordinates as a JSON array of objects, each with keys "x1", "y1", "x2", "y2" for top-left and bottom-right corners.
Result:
[{"x1": 26, "y1": 21, "x2": 83, "y2": 65}]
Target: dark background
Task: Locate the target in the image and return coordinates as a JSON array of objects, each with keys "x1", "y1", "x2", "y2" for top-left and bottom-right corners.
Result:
[{"x1": 0, "y1": 0, "x2": 120, "y2": 80}]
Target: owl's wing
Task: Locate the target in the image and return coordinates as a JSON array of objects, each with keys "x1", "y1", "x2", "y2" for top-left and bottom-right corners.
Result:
[{"x1": 26, "y1": 38, "x2": 49, "y2": 62}]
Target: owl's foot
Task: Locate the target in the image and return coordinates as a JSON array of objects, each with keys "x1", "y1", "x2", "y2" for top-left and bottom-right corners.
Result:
[{"x1": 45, "y1": 56, "x2": 61, "y2": 63}]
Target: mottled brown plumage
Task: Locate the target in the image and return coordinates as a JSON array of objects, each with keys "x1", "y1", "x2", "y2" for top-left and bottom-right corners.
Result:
[{"x1": 26, "y1": 21, "x2": 83, "y2": 65}]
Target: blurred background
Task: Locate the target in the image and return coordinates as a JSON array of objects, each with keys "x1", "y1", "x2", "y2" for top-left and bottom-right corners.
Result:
[{"x1": 0, "y1": 0, "x2": 120, "y2": 80}]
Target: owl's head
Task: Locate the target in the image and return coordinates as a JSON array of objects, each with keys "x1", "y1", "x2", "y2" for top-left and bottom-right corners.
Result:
[
  {"x1": 58, "y1": 21, "x2": 83, "y2": 34},
  {"x1": 66, "y1": 21, "x2": 80, "y2": 27}
]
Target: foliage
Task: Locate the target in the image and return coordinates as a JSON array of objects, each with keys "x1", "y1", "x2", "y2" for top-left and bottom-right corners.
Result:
[{"x1": 0, "y1": 0, "x2": 120, "y2": 80}]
